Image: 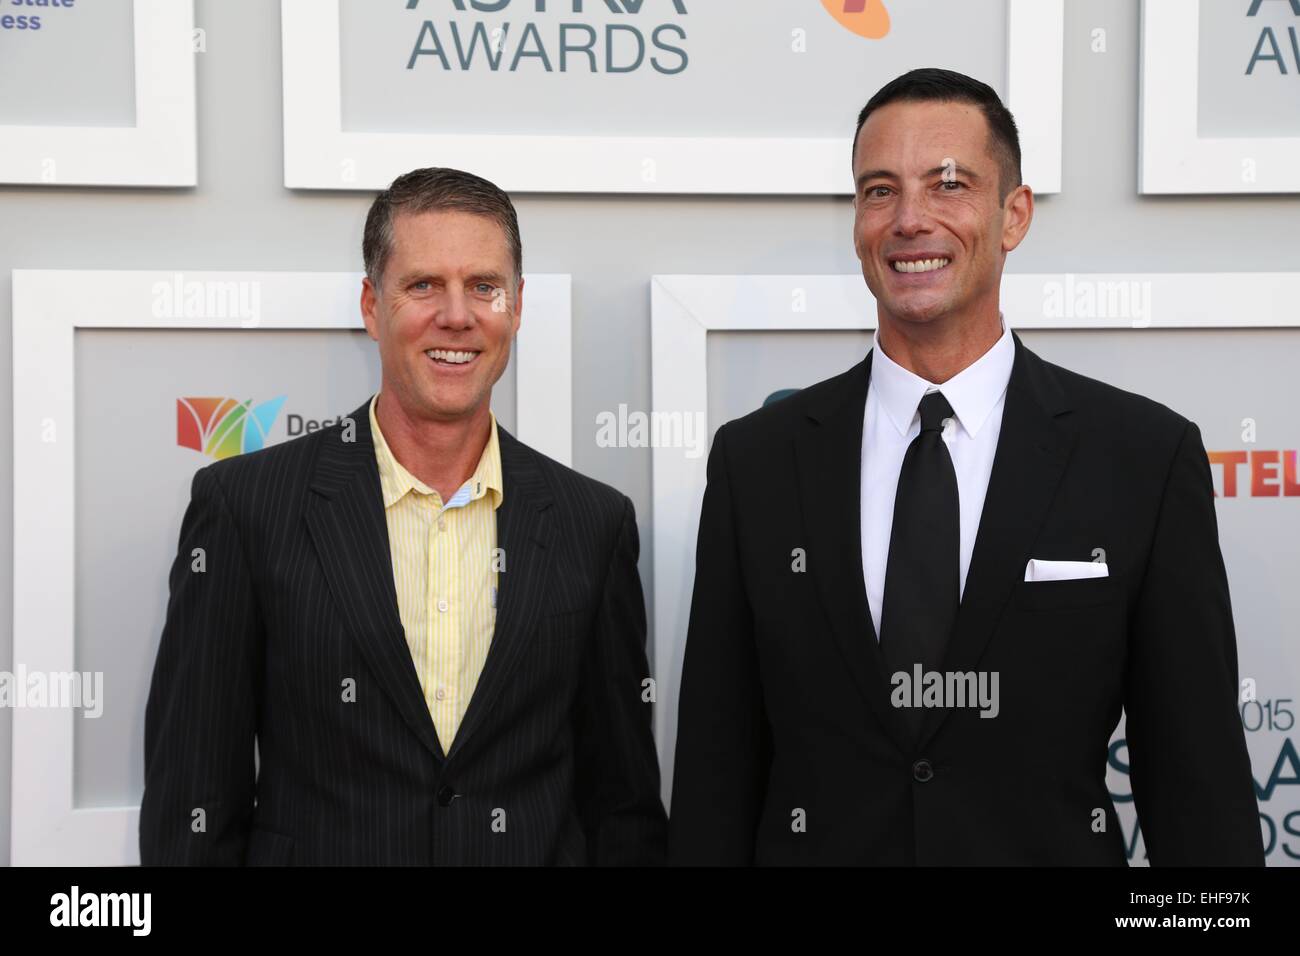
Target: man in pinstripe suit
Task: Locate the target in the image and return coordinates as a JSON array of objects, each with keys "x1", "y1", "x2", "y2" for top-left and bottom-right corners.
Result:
[{"x1": 140, "y1": 168, "x2": 666, "y2": 865}]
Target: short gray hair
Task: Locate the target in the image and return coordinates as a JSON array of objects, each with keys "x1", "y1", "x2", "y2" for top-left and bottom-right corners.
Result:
[{"x1": 362, "y1": 167, "x2": 523, "y2": 289}]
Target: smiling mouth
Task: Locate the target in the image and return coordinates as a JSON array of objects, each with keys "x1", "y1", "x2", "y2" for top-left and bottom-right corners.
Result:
[
  {"x1": 425, "y1": 348, "x2": 480, "y2": 367},
  {"x1": 890, "y1": 257, "x2": 952, "y2": 274}
]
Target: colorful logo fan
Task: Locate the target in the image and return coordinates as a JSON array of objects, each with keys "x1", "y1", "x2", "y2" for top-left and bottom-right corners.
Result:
[{"x1": 177, "y1": 396, "x2": 287, "y2": 460}]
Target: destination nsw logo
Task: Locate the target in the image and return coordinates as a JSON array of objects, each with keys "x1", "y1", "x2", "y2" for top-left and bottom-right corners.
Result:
[
  {"x1": 177, "y1": 397, "x2": 287, "y2": 461},
  {"x1": 821, "y1": 0, "x2": 891, "y2": 40},
  {"x1": 402, "y1": 0, "x2": 688, "y2": 74}
]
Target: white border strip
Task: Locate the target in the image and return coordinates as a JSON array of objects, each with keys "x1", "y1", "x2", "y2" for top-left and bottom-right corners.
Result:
[
  {"x1": 282, "y1": 0, "x2": 1065, "y2": 195},
  {"x1": 0, "y1": 0, "x2": 197, "y2": 187},
  {"x1": 1009, "y1": 0, "x2": 1064, "y2": 195},
  {"x1": 1140, "y1": 0, "x2": 1300, "y2": 194},
  {"x1": 10, "y1": 269, "x2": 571, "y2": 865}
]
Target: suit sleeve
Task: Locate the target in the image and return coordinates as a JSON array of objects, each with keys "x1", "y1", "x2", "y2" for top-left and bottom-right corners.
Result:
[
  {"x1": 668, "y1": 423, "x2": 770, "y2": 865},
  {"x1": 1125, "y1": 420, "x2": 1265, "y2": 865},
  {"x1": 572, "y1": 495, "x2": 668, "y2": 865},
  {"x1": 139, "y1": 464, "x2": 263, "y2": 865}
]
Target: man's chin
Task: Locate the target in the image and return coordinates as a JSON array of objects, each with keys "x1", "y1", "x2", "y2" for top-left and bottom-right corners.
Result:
[
  {"x1": 880, "y1": 297, "x2": 953, "y2": 327},
  {"x1": 420, "y1": 390, "x2": 489, "y2": 424}
]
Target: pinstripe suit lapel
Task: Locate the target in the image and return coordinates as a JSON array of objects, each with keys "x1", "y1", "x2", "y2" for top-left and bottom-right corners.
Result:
[
  {"x1": 445, "y1": 426, "x2": 555, "y2": 764},
  {"x1": 305, "y1": 397, "x2": 445, "y2": 762}
]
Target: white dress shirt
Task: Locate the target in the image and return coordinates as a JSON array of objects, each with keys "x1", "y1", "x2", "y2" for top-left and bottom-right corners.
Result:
[{"x1": 861, "y1": 317, "x2": 1015, "y2": 640}]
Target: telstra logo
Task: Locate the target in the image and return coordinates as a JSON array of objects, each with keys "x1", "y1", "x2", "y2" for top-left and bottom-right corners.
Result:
[
  {"x1": 177, "y1": 396, "x2": 287, "y2": 461},
  {"x1": 821, "y1": 0, "x2": 892, "y2": 39}
]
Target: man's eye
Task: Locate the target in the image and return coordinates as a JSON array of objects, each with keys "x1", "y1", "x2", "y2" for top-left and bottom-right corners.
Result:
[
  {"x1": 865, "y1": 186, "x2": 891, "y2": 199},
  {"x1": 412, "y1": 281, "x2": 431, "y2": 291},
  {"x1": 939, "y1": 180, "x2": 964, "y2": 190},
  {"x1": 475, "y1": 283, "x2": 496, "y2": 295}
]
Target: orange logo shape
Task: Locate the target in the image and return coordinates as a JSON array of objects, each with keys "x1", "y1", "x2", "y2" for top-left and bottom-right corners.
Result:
[{"x1": 821, "y1": 0, "x2": 891, "y2": 40}]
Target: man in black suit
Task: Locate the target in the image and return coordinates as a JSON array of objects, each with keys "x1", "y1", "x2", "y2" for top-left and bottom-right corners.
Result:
[
  {"x1": 141, "y1": 167, "x2": 666, "y2": 865},
  {"x1": 669, "y1": 69, "x2": 1264, "y2": 865}
]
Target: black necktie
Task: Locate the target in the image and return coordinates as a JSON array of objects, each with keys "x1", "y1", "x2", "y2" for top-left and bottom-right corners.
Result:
[{"x1": 879, "y1": 391, "x2": 960, "y2": 740}]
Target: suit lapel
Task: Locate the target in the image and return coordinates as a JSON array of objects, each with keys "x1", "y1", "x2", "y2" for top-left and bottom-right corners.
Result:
[
  {"x1": 916, "y1": 334, "x2": 1076, "y2": 748},
  {"x1": 795, "y1": 354, "x2": 914, "y2": 755},
  {"x1": 304, "y1": 397, "x2": 445, "y2": 762},
  {"x1": 444, "y1": 427, "x2": 555, "y2": 764}
]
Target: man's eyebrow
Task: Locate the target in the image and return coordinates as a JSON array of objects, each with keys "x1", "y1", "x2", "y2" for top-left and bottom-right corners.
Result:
[
  {"x1": 393, "y1": 270, "x2": 439, "y2": 285},
  {"x1": 855, "y1": 169, "x2": 897, "y2": 190},
  {"x1": 392, "y1": 270, "x2": 509, "y2": 285},
  {"x1": 855, "y1": 164, "x2": 984, "y2": 191},
  {"x1": 924, "y1": 163, "x2": 982, "y2": 181}
]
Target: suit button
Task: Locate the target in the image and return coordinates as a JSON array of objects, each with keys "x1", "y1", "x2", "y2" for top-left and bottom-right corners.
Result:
[
  {"x1": 912, "y1": 759, "x2": 934, "y2": 783},
  {"x1": 437, "y1": 785, "x2": 457, "y2": 806}
]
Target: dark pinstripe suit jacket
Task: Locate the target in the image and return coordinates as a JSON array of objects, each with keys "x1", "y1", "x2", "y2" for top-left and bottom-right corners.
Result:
[{"x1": 140, "y1": 396, "x2": 666, "y2": 865}]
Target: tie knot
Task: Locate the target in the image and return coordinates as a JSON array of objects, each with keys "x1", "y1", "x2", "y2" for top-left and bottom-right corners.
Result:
[{"x1": 917, "y1": 391, "x2": 955, "y2": 434}]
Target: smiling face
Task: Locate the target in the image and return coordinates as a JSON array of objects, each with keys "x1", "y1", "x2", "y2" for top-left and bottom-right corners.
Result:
[
  {"x1": 361, "y1": 208, "x2": 522, "y2": 425},
  {"x1": 852, "y1": 99, "x2": 1031, "y2": 334}
]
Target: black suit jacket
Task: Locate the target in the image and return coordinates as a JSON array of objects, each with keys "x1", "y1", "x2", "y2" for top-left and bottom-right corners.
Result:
[
  {"x1": 669, "y1": 334, "x2": 1264, "y2": 865},
  {"x1": 141, "y1": 397, "x2": 666, "y2": 865}
]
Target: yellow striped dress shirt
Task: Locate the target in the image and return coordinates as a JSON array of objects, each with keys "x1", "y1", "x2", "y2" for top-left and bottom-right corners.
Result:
[{"x1": 369, "y1": 393, "x2": 503, "y2": 755}]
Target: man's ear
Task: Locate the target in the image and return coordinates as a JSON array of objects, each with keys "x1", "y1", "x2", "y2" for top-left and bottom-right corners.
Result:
[
  {"x1": 360, "y1": 276, "x2": 381, "y2": 342},
  {"x1": 512, "y1": 277, "x2": 525, "y2": 336},
  {"x1": 1001, "y1": 184, "x2": 1034, "y2": 254}
]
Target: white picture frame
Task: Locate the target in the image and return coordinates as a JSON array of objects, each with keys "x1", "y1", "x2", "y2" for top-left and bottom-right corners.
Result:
[
  {"x1": 1140, "y1": 0, "x2": 1300, "y2": 194},
  {"x1": 10, "y1": 269, "x2": 572, "y2": 865},
  {"x1": 281, "y1": 0, "x2": 1064, "y2": 195},
  {"x1": 650, "y1": 271, "x2": 1300, "y2": 802},
  {"x1": 0, "y1": 0, "x2": 197, "y2": 187}
]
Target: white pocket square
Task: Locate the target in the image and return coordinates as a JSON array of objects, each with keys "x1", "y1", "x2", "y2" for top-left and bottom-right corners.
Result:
[{"x1": 1024, "y1": 559, "x2": 1108, "y2": 582}]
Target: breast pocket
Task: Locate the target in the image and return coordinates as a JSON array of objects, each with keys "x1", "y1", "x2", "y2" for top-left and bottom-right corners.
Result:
[
  {"x1": 1014, "y1": 575, "x2": 1121, "y2": 612},
  {"x1": 530, "y1": 608, "x2": 594, "y2": 687}
]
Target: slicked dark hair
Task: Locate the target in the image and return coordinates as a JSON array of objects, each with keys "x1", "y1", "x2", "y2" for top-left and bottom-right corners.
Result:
[
  {"x1": 363, "y1": 166, "x2": 523, "y2": 289},
  {"x1": 852, "y1": 67, "x2": 1023, "y2": 203}
]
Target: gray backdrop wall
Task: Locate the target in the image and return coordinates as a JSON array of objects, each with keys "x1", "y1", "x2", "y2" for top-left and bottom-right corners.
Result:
[{"x1": 2, "y1": 0, "x2": 1298, "y2": 863}]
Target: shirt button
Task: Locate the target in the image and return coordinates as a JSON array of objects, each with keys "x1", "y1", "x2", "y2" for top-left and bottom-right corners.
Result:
[
  {"x1": 437, "y1": 599, "x2": 448, "y2": 613},
  {"x1": 435, "y1": 686, "x2": 447, "y2": 701},
  {"x1": 438, "y1": 518, "x2": 446, "y2": 531},
  {"x1": 913, "y1": 759, "x2": 934, "y2": 783}
]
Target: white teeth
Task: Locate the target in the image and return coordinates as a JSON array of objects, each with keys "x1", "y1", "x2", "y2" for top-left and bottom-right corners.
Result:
[
  {"x1": 426, "y1": 349, "x2": 477, "y2": 364},
  {"x1": 892, "y1": 258, "x2": 951, "y2": 273}
]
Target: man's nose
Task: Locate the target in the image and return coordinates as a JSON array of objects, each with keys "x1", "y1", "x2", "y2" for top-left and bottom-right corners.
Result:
[
  {"x1": 892, "y1": 187, "x2": 933, "y2": 237},
  {"x1": 434, "y1": 289, "x2": 475, "y2": 330}
]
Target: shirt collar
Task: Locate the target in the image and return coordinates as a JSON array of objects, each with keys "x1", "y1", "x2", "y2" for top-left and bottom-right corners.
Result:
[
  {"x1": 869, "y1": 314, "x2": 1014, "y2": 440},
  {"x1": 369, "y1": 393, "x2": 504, "y2": 511}
]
